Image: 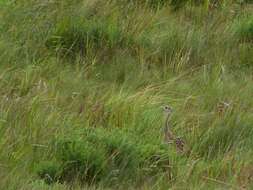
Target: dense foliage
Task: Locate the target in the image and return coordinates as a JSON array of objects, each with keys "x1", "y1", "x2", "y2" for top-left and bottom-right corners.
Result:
[{"x1": 0, "y1": 0, "x2": 253, "y2": 189}]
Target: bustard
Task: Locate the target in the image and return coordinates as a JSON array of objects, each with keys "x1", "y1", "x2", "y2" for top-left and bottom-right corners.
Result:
[{"x1": 163, "y1": 105, "x2": 185, "y2": 153}]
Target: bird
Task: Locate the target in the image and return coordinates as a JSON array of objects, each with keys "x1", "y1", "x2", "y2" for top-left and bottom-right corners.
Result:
[
  {"x1": 163, "y1": 105, "x2": 174, "y2": 143},
  {"x1": 163, "y1": 105, "x2": 186, "y2": 154}
]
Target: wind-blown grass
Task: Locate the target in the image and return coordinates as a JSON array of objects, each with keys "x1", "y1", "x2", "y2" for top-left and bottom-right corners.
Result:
[{"x1": 0, "y1": 0, "x2": 253, "y2": 189}]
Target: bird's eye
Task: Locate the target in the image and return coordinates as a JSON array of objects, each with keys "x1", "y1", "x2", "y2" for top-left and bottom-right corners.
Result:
[{"x1": 164, "y1": 106, "x2": 170, "y2": 110}]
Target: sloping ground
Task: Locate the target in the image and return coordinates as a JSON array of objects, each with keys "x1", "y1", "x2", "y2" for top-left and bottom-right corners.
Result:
[{"x1": 0, "y1": 1, "x2": 253, "y2": 189}]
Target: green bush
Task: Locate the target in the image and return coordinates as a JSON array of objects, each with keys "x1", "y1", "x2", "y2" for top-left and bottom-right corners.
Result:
[
  {"x1": 46, "y1": 17, "x2": 126, "y2": 58},
  {"x1": 35, "y1": 128, "x2": 172, "y2": 185},
  {"x1": 57, "y1": 139, "x2": 108, "y2": 183},
  {"x1": 35, "y1": 161, "x2": 61, "y2": 184},
  {"x1": 147, "y1": 0, "x2": 170, "y2": 8},
  {"x1": 102, "y1": 133, "x2": 140, "y2": 174},
  {"x1": 170, "y1": 0, "x2": 189, "y2": 10},
  {"x1": 235, "y1": 16, "x2": 253, "y2": 42},
  {"x1": 193, "y1": 114, "x2": 253, "y2": 159},
  {"x1": 237, "y1": 44, "x2": 253, "y2": 67}
]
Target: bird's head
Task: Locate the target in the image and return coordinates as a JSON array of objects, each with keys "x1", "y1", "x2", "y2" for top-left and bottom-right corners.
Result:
[{"x1": 163, "y1": 105, "x2": 173, "y2": 114}]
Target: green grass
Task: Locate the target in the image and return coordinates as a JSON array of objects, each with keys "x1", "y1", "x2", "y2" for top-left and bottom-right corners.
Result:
[{"x1": 0, "y1": 0, "x2": 253, "y2": 189}]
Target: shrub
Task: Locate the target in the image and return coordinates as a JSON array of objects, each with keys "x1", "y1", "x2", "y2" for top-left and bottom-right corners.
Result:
[
  {"x1": 235, "y1": 16, "x2": 253, "y2": 43},
  {"x1": 35, "y1": 128, "x2": 172, "y2": 185},
  {"x1": 170, "y1": 0, "x2": 189, "y2": 10},
  {"x1": 55, "y1": 136, "x2": 108, "y2": 184},
  {"x1": 147, "y1": 0, "x2": 170, "y2": 8},
  {"x1": 46, "y1": 17, "x2": 126, "y2": 58},
  {"x1": 35, "y1": 161, "x2": 61, "y2": 184},
  {"x1": 237, "y1": 43, "x2": 253, "y2": 67},
  {"x1": 193, "y1": 114, "x2": 253, "y2": 159}
]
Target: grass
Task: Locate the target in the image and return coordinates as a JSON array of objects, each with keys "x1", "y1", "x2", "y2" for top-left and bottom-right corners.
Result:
[{"x1": 0, "y1": 0, "x2": 253, "y2": 189}]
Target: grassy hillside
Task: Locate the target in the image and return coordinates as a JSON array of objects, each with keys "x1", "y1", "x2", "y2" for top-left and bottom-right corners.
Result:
[{"x1": 0, "y1": 0, "x2": 253, "y2": 189}]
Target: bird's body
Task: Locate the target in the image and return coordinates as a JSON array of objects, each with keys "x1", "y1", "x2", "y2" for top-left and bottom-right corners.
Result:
[{"x1": 174, "y1": 137, "x2": 185, "y2": 153}]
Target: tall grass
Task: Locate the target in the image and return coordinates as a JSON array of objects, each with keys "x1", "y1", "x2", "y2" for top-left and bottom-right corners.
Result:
[{"x1": 0, "y1": 0, "x2": 253, "y2": 189}]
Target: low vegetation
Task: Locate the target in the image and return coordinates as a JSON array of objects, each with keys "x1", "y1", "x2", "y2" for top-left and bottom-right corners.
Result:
[{"x1": 0, "y1": 0, "x2": 253, "y2": 189}]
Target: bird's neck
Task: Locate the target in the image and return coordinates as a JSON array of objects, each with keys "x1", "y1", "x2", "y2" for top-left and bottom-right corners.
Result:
[{"x1": 164, "y1": 113, "x2": 171, "y2": 130}]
